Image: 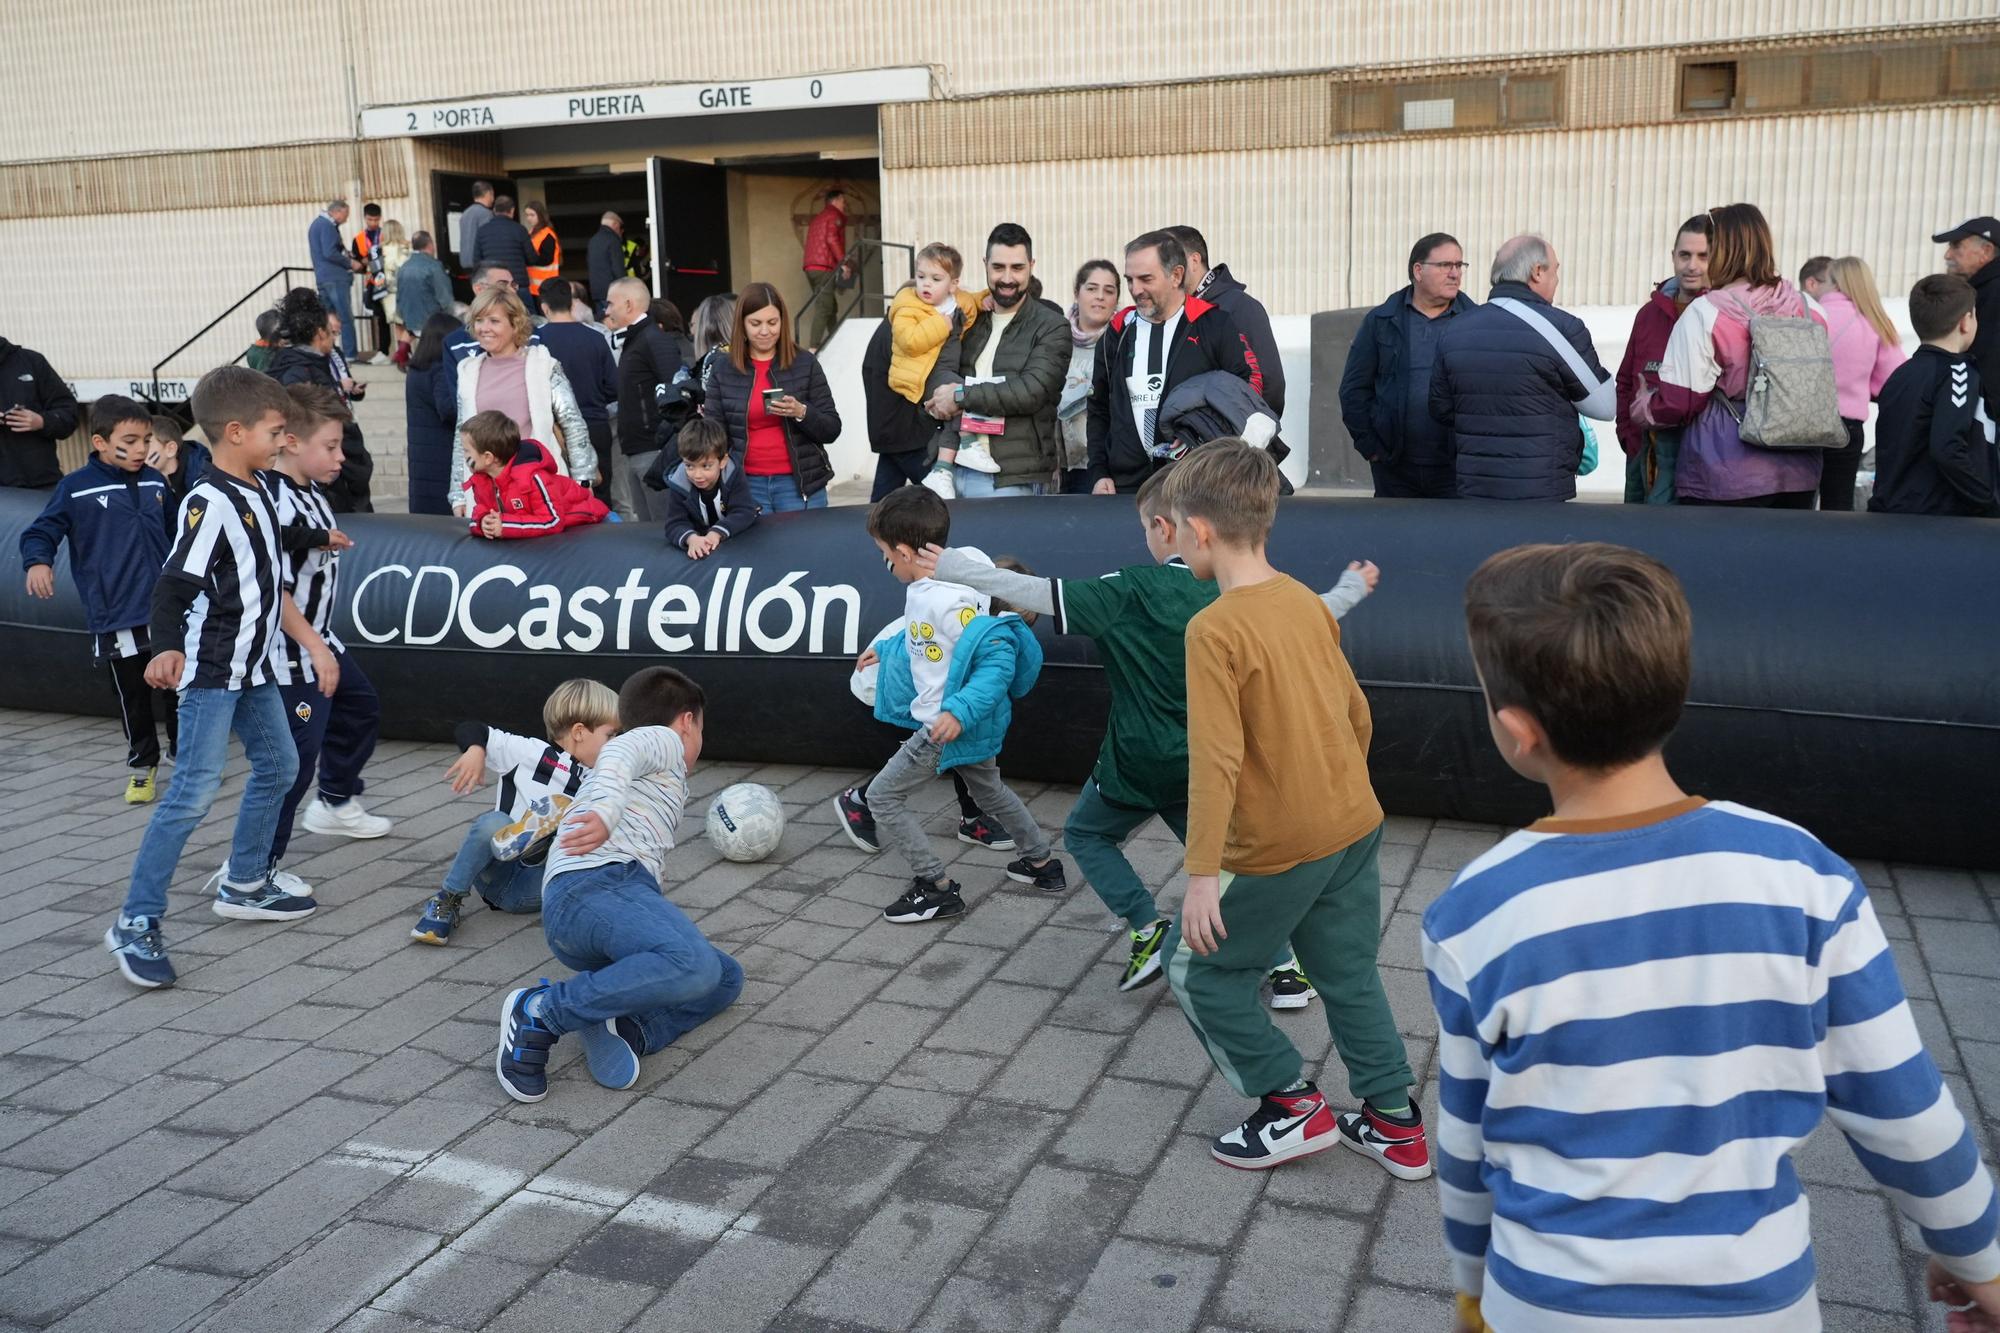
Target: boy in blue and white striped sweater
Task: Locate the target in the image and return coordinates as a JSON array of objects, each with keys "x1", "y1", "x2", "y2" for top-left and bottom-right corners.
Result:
[{"x1": 1428, "y1": 542, "x2": 2000, "y2": 1333}]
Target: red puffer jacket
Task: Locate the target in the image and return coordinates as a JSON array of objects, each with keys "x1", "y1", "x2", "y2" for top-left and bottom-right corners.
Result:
[
  {"x1": 464, "y1": 440, "x2": 608, "y2": 539},
  {"x1": 802, "y1": 205, "x2": 847, "y2": 272}
]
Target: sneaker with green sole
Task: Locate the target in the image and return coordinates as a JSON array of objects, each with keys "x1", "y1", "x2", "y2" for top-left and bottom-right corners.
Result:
[{"x1": 1120, "y1": 918, "x2": 1172, "y2": 992}]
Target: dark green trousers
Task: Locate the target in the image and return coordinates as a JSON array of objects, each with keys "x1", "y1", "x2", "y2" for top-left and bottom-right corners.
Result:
[{"x1": 1166, "y1": 825, "x2": 1413, "y2": 1103}]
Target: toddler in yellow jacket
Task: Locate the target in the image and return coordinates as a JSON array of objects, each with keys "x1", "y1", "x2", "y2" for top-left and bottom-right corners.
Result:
[{"x1": 888, "y1": 242, "x2": 979, "y2": 402}]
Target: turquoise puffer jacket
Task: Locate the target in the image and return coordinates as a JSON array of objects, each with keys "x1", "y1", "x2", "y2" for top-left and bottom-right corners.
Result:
[{"x1": 872, "y1": 613, "x2": 1043, "y2": 770}]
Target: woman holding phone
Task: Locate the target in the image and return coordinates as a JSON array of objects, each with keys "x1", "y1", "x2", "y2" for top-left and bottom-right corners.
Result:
[{"x1": 704, "y1": 281, "x2": 840, "y2": 511}]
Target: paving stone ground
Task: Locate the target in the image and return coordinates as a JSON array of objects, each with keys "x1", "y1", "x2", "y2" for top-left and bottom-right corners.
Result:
[{"x1": 0, "y1": 705, "x2": 1995, "y2": 1332}]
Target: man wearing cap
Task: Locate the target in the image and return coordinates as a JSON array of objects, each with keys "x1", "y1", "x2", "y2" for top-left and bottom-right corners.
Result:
[{"x1": 1938, "y1": 215, "x2": 2000, "y2": 421}]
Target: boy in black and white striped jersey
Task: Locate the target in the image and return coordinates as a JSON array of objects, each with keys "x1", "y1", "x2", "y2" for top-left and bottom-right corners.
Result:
[
  {"x1": 264, "y1": 383, "x2": 394, "y2": 884},
  {"x1": 106, "y1": 368, "x2": 341, "y2": 991}
]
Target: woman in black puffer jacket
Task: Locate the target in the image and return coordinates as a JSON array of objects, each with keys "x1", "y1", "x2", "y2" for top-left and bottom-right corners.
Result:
[
  {"x1": 702, "y1": 281, "x2": 840, "y2": 511},
  {"x1": 266, "y1": 287, "x2": 375, "y2": 511}
]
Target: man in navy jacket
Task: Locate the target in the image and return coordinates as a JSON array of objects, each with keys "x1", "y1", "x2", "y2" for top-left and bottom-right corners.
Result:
[
  {"x1": 1429, "y1": 235, "x2": 1614, "y2": 501},
  {"x1": 1339, "y1": 233, "x2": 1477, "y2": 498}
]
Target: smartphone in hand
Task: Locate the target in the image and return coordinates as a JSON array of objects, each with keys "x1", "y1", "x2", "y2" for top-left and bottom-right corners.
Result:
[{"x1": 761, "y1": 387, "x2": 785, "y2": 415}]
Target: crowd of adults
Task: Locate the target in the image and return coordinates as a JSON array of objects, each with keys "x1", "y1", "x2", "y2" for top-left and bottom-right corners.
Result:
[
  {"x1": 2, "y1": 190, "x2": 1995, "y2": 523},
  {"x1": 1342, "y1": 206, "x2": 2000, "y2": 510}
]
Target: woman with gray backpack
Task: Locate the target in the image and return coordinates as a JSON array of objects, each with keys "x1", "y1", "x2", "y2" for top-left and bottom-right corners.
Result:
[{"x1": 1637, "y1": 203, "x2": 1846, "y2": 507}]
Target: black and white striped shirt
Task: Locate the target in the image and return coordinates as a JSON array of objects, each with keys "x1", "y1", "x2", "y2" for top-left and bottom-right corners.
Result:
[
  {"x1": 267, "y1": 471, "x2": 343, "y2": 683},
  {"x1": 161, "y1": 471, "x2": 285, "y2": 691}
]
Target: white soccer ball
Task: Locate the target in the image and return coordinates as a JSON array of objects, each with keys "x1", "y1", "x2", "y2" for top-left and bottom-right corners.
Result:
[{"x1": 705, "y1": 783, "x2": 786, "y2": 862}]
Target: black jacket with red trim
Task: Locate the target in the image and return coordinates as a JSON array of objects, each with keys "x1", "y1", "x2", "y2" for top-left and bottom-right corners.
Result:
[{"x1": 1086, "y1": 296, "x2": 1260, "y2": 493}]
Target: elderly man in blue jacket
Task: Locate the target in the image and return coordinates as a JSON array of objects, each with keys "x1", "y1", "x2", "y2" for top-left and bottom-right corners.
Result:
[{"x1": 1427, "y1": 234, "x2": 1616, "y2": 501}]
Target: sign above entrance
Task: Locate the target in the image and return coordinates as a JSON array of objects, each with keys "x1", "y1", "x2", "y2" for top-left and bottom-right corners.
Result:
[{"x1": 360, "y1": 67, "x2": 931, "y2": 138}]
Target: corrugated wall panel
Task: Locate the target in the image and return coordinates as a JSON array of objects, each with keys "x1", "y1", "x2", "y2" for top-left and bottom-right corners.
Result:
[
  {"x1": 348, "y1": 0, "x2": 1991, "y2": 107},
  {"x1": 881, "y1": 148, "x2": 1352, "y2": 318},
  {"x1": 0, "y1": 0, "x2": 350, "y2": 163},
  {"x1": 882, "y1": 78, "x2": 1330, "y2": 168},
  {"x1": 1342, "y1": 105, "x2": 2000, "y2": 308},
  {"x1": 880, "y1": 104, "x2": 2000, "y2": 317},
  {"x1": 0, "y1": 142, "x2": 406, "y2": 221}
]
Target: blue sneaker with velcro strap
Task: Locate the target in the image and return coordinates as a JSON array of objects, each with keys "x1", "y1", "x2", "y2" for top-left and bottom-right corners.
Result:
[{"x1": 496, "y1": 982, "x2": 559, "y2": 1102}]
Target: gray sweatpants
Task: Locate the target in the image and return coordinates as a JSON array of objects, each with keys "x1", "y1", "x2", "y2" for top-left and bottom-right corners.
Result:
[{"x1": 865, "y1": 730, "x2": 1050, "y2": 883}]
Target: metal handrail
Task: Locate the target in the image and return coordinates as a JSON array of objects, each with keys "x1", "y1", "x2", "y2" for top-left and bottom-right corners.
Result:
[
  {"x1": 150, "y1": 265, "x2": 314, "y2": 404},
  {"x1": 805, "y1": 237, "x2": 916, "y2": 341}
]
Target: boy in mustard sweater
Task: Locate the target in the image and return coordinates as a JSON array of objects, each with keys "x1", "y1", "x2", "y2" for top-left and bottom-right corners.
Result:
[
  {"x1": 888, "y1": 243, "x2": 995, "y2": 479},
  {"x1": 1164, "y1": 442, "x2": 1426, "y2": 1179}
]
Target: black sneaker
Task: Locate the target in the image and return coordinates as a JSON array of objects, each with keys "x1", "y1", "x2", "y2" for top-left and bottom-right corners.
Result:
[
  {"x1": 104, "y1": 914, "x2": 176, "y2": 989},
  {"x1": 1004, "y1": 856, "x2": 1067, "y2": 892},
  {"x1": 496, "y1": 983, "x2": 559, "y2": 1103},
  {"x1": 211, "y1": 872, "x2": 318, "y2": 922},
  {"x1": 1267, "y1": 962, "x2": 1317, "y2": 1011},
  {"x1": 834, "y1": 787, "x2": 880, "y2": 853},
  {"x1": 956, "y1": 816, "x2": 1016, "y2": 850},
  {"x1": 883, "y1": 877, "x2": 965, "y2": 923},
  {"x1": 1120, "y1": 919, "x2": 1172, "y2": 992}
]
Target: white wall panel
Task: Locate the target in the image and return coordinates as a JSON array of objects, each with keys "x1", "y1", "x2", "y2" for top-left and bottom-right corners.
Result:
[{"x1": 0, "y1": 0, "x2": 351, "y2": 162}]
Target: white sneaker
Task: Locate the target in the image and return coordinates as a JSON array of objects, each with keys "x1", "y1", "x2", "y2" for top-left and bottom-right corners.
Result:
[
  {"x1": 954, "y1": 438, "x2": 1002, "y2": 473},
  {"x1": 206, "y1": 862, "x2": 312, "y2": 898},
  {"x1": 269, "y1": 865, "x2": 314, "y2": 896},
  {"x1": 303, "y1": 796, "x2": 392, "y2": 839},
  {"x1": 920, "y1": 468, "x2": 957, "y2": 501}
]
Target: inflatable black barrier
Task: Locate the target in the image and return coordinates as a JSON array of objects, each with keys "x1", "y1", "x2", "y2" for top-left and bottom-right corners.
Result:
[{"x1": 2, "y1": 488, "x2": 1996, "y2": 868}]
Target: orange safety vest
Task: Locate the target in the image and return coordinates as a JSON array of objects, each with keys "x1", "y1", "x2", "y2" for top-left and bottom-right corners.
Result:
[{"x1": 527, "y1": 225, "x2": 562, "y2": 294}]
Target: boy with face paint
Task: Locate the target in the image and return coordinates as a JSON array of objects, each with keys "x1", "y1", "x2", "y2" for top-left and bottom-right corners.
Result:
[{"x1": 21, "y1": 395, "x2": 179, "y2": 801}]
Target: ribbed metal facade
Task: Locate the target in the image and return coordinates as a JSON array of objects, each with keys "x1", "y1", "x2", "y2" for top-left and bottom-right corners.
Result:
[
  {"x1": 0, "y1": 0, "x2": 352, "y2": 162},
  {"x1": 882, "y1": 105, "x2": 2000, "y2": 314}
]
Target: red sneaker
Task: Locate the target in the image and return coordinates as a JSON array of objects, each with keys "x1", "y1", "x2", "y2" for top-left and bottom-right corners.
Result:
[
  {"x1": 1336, "y1": 1100, "x2": 1433, "y2": 1180},
  {"x1": 1210, "y1": 1084, "x2": 1339, "y2": 1169}
]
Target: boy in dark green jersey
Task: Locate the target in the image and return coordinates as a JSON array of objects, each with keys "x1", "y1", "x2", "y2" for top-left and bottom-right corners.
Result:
[{"x1": 920, "y1": 466, "x2": 1377, "y2": 997}]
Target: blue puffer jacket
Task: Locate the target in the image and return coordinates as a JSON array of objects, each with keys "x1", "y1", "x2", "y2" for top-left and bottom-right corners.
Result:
[
  {"x1": 871, "y1": 613, "x2": 1043, "y2": 770},
  {"x1": 1428, "y1": 281, "x2": 1609, "y2": 500},
  {"x1": 19, "y1": 456, "x2": 172, "y2": 633}
]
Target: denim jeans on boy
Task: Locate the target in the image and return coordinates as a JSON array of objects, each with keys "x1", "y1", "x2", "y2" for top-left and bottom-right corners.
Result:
[
  {"x1": 444, "y1": 809, "x2": 547, "y2": 914},
  {"x1": 272, "y1": 647, "x2": 380, "y2": 864},
  {"x1": 745, "y1": 473, "x2": 828, "y2": 514},
  {"x1": 123, "y1": 683, "x2": 299, "y2": 921},
  {"x1": 952, "y1": 465, "x2": 1045, "y2": 499},
  {"x1": 539, "y1": 859, "x2": 743, "y2": 1054},
  {"x1": 318, "y1": 281, "x2": 357, "y2": 358},
  {"x1": 865, "y1": 730, "x2": 1050, "y2": 883}
]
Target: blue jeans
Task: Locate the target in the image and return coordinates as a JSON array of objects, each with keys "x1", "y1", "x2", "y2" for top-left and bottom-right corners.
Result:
[
  {"x1": 954, "y1": 465, "x2": 1045, "y2": 498},
  {"x1": 123, "y1": 684, "x2": 298, "y2": 920},
  {"x1": 540, "y1": 860, "x2": 743, "y2": 1054},
  {"x1": 319, "y1": 280, "x2": 357, "y2": 357},
  {"x1": 443, "y1": 809, "x2": 545, "y2": 913},
  {"x1": 272, "y1": 647, "x2": 379, "y2": 864},
  {"x1": 745, "y1": 472, "x2": 827, "y2": 513}
]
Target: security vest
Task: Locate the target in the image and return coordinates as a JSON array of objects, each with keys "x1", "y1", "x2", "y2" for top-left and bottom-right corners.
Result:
[
  {"x1": 622, "y1": 238, "x2": 641, "y2": 277},
  {"x1": 527, "y1": 225, "x2": 562, "y2": 294}
]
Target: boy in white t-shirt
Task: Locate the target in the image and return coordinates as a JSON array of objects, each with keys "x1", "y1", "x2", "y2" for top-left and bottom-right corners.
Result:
[{"x1": 834, "y1": 488, "x2": 1064, "y2": 922}]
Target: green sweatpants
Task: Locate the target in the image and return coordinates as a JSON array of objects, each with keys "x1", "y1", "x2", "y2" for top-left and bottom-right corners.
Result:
[
  {"x1": 1065, "y1": 779, "x2": 1291, "y2": 972},
  {"x1": 1166, "y1": 825, "x2": 1412, "y2": 1103}
]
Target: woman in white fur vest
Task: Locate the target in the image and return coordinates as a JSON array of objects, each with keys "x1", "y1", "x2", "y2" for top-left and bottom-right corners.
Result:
[{"x1": 449, "y1": 287, "x2": 594, "y2": 515}]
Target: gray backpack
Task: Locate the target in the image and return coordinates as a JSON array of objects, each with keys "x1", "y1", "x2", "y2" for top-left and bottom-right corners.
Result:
[{"x1": 1714, "y1": 296, "x2": 1846, "y2": 450}]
